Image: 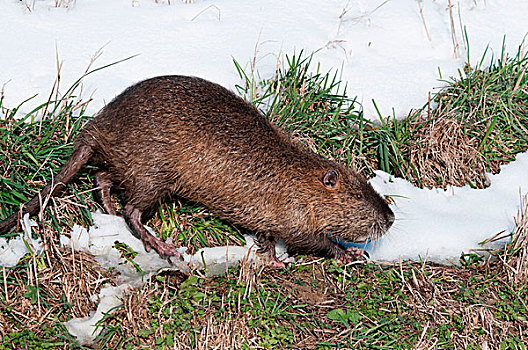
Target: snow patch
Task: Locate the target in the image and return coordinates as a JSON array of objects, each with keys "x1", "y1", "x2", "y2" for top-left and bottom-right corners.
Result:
[
  {"x1": 0, "y1": 214, "x2": 42, "y2": 267},
  {"x1": 369, "y1": 151, "x2": 528, "y2": 263},
  {"x1": 61, "y1": 211, "x2": 260, "y2": 344},
  {"x1": 0, "y1": 0, "x2": 527, "y2": 120}
]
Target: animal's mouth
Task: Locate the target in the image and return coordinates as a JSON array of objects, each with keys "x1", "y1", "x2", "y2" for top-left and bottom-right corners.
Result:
[{"x1": 327, "y1": 233, "x2": 374, "y2": 249}]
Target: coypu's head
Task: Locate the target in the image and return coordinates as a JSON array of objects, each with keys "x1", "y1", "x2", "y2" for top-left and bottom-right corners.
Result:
[{"x1": 305, "y1": 164, "x2": 394, "y2": 244}]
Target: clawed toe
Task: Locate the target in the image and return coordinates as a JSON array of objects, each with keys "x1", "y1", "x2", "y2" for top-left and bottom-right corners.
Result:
[
  {"x1": 335, "y1": 247, "x2": 368, "y2": 264},
  {"x1": 123, "y1": 204, "x2": 183, "y2": 262},
  {"x1": 269, "y1": 260, "x2": 286, "y2": 268},
  {"x1": 138, "y1": 229, "x2": 182, "y2": 260},
  {"x1": 147, "y1": 238, "x2": 183, "y2": 261}
]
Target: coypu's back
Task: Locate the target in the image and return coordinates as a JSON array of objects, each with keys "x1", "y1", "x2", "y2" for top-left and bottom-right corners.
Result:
[{"x1": 80, "y1": 75, "x2": 314, "y2": 217}]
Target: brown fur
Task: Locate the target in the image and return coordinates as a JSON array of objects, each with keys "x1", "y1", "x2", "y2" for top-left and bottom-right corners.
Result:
[{"x1": 0, "y1": 76, "x2": 394, "y2": 262}]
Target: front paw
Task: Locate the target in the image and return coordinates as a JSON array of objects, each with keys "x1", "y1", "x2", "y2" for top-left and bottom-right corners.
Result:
[{"x1": 335, "y1": 247, "x2": 368, "y2": 264}]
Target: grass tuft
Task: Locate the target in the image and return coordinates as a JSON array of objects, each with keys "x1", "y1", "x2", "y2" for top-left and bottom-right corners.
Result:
[
  {"x1": 0, "y1": 76, "x2": 96, "y2": 234},
  {"x1": 376, "y1": 42, "x2": 528, "y2": 188},
  {"x1": 235, "y1": 46, "x2": 528, "y2": 189}
]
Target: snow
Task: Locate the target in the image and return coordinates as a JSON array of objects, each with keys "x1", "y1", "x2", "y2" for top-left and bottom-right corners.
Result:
[
  {"x1": 0, "y1": 214, "x2": 42, "y2": 267},
  {"x1": 61, "y1": 212, "x2": 260, "y2": 344},
  {"x1": 1, "y1": 0, "x2": 527, "y2": 119},
  {"x1": 1, "y1": 0, "x2": 528, "y2": 344},
  {"x1": 369, "y1": 151, "x2": 528, "y2": 262}
]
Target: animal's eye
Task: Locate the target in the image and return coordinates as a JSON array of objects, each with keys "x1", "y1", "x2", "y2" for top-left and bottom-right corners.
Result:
[
  {"x1": 322, "y1": 169, "x2": 339, "y2": 189},
  {"x1": 354, "y1": 193, "x2": 363, "y2": 200}
]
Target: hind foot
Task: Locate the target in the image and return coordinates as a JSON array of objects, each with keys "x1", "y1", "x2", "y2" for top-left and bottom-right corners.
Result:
[
  {"x1": 123, "y1": 204, "x2": 183, "y2": 261},
  {"x1": 140, "y1": 232, "x2": 181, "y2": 259}
]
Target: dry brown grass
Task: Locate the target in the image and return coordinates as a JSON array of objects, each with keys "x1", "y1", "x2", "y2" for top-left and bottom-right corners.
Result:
[
  {"x1": 404, "y1": 110, "x2": 488, "y2": 188},
  {"x1": 100, "y1": 246, "x2": 527, "y2": 349},
  {"x1": 0, "y1": 230, "x2": 115, "y2": 341},
  {"x1": 1, "y1": 155, "x2": 526, "y2": 346},
  {"x1": 383, "y1": 55, "x2": 528, "y2": 190},
  {"x1": 94, "y1": 196, "x2": 528, "y2": 349},
  {"x1": 1, "y1": 193, "x2": 527, "y2": 348},
  {"x1": 100, "y1": 258, "x2": 353, "y2": 349}
]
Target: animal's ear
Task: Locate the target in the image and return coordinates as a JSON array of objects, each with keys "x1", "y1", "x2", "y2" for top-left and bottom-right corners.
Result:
[{"x1": 322, "y1": 169, "x2": 339, "y2": 189}]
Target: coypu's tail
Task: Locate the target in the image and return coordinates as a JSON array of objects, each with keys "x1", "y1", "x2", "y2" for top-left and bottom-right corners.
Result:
[{"x1": 0, "y1": 145, "x2": 93, "y2": 235}]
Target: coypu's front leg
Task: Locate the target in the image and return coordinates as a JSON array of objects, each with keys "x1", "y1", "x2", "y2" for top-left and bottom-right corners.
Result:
[
  {"x1": 289, "y1": 236, "x2": 366, "y2": 264},
  {"x1": 333, "y1": 246, "x2": 367, "y2": 264},
  {"x1": 322, "y1": 240, "x2": 366, "y2": 264},
  {"x1": 256, "y1": 232, "x2": 286, "y2": 268},
  {"x1": 123, "y1": 204, "x2": 183, "y2": 261}
]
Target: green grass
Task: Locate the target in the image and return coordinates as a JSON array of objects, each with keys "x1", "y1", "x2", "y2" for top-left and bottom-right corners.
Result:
[
  {"x1": 95, "y1": 263, "x2": 422, "y2": 349},
  {"x1": 0, "y1": 88, "x2": 96, "y2": 232},
  {"x1": 151, "y1": 201, "x2": 245, "y2": 254},
  {"x1": 93, "y1": 257, "x2": 528, "y2": 349},
  {"x1": 235, "y1": 44, "x2": 528, "y2": 189}
]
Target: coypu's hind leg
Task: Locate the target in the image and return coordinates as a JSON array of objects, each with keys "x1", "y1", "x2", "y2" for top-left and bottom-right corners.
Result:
[
  {"x1": 94, "y1": 171, "x2": 116, "y2": 216},
  {"x1": 256, "y1": 232, "x2": 286, "y2": 268},
  {"x1": 123, "y1": 203, "x2": 183, "y2": 261}
]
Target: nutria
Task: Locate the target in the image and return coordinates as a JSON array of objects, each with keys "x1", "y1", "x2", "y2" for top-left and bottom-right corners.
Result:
[{"x1": 0, "y1": 75, "x2": 394, "y2": 264}]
